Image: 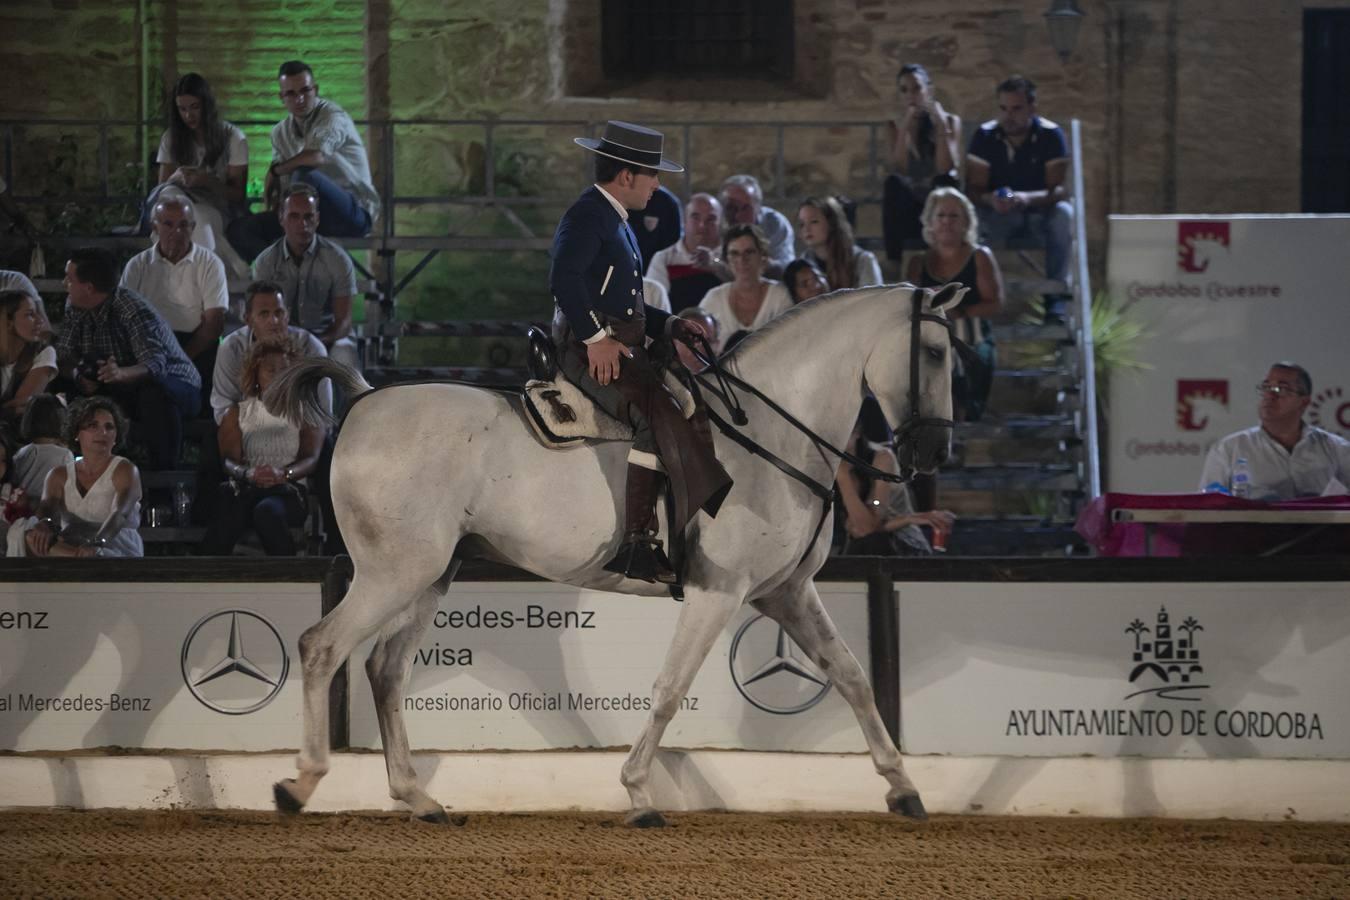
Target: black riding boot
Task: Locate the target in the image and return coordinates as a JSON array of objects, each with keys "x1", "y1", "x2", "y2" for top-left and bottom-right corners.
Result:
[{"x1": 603, "y1": 464, "x2": 678, "y2": 585}]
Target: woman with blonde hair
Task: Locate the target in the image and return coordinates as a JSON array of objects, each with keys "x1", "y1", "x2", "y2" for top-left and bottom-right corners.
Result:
[
  {"x1": 0, "y1": 290, "x2": 56, "y2": 423},
  {"x1": 203, "y1": 338, "x2": 322, "y2": 556},
  {"x1": 797, "y1": 196, "x2": 882, "y2": 291}
]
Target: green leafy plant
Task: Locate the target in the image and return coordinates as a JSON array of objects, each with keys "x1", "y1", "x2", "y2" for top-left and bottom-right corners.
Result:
[{"x1": 1016, "y1": 290, "x2": 1151, "y2": 411}]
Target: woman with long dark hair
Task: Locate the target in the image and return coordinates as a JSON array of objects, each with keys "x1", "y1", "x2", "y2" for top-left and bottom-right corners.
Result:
[
  {"x1": 142, "y1": 72, "x2": 250, "y2": 277},
  {"x1": 797, "y1": 196, "x2": 882, "y2": 292},
  {"x1": 882, "y1": 63, "x2": 963, "y2": 261},
  {"x1": 0, "y1": 290, "x2": 56, "y2": 423}
]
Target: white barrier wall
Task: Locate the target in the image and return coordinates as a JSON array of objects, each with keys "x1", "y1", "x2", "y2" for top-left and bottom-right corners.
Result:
[
  {"x1": 1106, "y1": 215, "x2": 1350, "y2": 493},
  {"x1": 0, "y1": 582, "x2": 318, "y2": 752},
  {"x1": 898, "y1": 582, "x2": 1350, "y2": 758},
  {"x1": 347, "y1": 582, "x2": 871, "y2": 752}
]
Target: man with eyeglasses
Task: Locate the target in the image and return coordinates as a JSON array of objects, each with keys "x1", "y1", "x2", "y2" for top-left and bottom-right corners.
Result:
[
  {"x1": 1199, "y1": 362, "x2": 1350, "y2": 499},
  {"x1": 719, "y1": 175, "x2": 795, "y2": 278},
  {"x1": 227, "y1": 60, "x2": 378, "y2": 262}
]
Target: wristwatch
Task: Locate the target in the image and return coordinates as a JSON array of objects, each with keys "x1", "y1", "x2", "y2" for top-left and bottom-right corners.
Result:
[{"x1": 285, "y1": 466, "x2": 295, "y2": 481}]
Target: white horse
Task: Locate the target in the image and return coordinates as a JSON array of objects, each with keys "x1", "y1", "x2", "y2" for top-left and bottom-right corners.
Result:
[{"x1": 266, "y1": 282, "x2": 963, "y2": 826}]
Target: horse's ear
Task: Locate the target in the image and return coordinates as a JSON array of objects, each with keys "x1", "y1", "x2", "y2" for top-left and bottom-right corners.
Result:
[{"x1": 929, "y1": 283, "x2": 967, "y2": 314}]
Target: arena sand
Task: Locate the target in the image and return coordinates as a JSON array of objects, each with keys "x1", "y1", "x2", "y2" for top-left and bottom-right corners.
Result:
[{"x1": 1, "y1": 809, "x2": 1347, "y2": 898}]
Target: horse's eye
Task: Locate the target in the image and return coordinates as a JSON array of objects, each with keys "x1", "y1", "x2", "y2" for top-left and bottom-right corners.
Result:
[{"x1": 926, "y1": 346, "x2": 945, "y2": 363}]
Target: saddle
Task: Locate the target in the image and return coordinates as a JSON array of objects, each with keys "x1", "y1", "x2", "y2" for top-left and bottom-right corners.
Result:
[{"x1": 520, "y1": 327, "x2": 696, "y2": 449}]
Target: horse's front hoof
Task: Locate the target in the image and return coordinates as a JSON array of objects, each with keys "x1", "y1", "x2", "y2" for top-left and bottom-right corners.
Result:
[
  {"x1": 273, "y1": 780, "x2": 304, "y2": 815},
  {"x1": 624, "y1": 807, "x2": 668, "y2": 828},
  {"x1": 415, "y1": 808, "x2": 467, "y2": 826},
  {"x1": 888, "y1": 793, "x2": 928, "y2": 821}
]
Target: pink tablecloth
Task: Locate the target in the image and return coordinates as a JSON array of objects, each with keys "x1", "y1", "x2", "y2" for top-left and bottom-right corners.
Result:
[{"x1": 1075, "y1": 492, "x2": 1350, "y2": 557}]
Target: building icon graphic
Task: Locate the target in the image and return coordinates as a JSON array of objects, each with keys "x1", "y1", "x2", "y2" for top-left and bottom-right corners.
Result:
[{"x1": 1124, "y1": 606, "x2": 1208, "y2": 700}]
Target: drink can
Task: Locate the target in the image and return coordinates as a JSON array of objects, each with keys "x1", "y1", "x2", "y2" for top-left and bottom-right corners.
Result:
[{"x1": 931, "y1": 527, "x2": 948, "y2": 553}]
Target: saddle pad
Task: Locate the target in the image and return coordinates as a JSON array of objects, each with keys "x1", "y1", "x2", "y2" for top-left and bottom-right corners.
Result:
[{"x1": 522, "y1": 372, "x2": 697, "y2": 450}]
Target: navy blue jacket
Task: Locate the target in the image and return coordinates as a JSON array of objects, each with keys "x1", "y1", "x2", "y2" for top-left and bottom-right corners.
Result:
[{"x1": 549, "y1": 186, "x2": 670, "y2": 343}]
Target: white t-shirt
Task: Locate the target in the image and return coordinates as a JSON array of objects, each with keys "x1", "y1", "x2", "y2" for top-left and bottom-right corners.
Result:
[
  {"x1": 1199, "y1": 424, "x2": 1350, "y2": 500},
  {"x1": 1, "y1": 345, "x2": 56, "y2": 399},
  {"x1": 699, "y1": 281, "x2": 793, "y2": 353},
  {"x1": 120, "y1": 242, "x2": 229, "y2": 333},
  {"x1": 643, "y1": 278, "x2": 671, "y2": 313},
  {"x1": 156, "y1": 122, "x2": 248, "y2": 182}
]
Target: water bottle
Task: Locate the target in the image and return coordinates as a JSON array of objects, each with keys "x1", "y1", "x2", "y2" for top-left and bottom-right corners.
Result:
[
  {"x1": 1231, "y1": 458, "x2": 1251, "y2": 499},
  {"x1": 173, "y1": 482, "x2": 192, "y2": 527}
]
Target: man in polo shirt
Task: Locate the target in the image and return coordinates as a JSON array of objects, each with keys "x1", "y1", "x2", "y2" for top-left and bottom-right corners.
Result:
[
  {"x1": 646, "y1": 192, "x2": 728, "y2": 313},
  {"x1": 211, "y1": 279, "x2": 330, "y2": 425},
  {"x1": 1199, "y1": 362, "x2": 1350, "y2": 500},
  {"x1": 720, "y1": 175, "x2": 795, "y2": 278},
  {"x1": 966, "y1": 75, "x2": 1074, "y2": 322},
  {"x1": 55, "y1": 247, "x2": 201, "y2": 470},
  {"x1": 120, "y1": 196, "x2": 227, "y2": 404},
  {"x1": 227, "y1": 59, "x2": 378, "y2": 262},
  {"x1": 252, "y1": 185, "x2": 360, "y2": 371}
]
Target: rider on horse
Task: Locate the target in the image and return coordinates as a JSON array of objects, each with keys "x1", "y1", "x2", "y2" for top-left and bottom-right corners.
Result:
[{"x1": 549, "y1": 121, "x2": 733, "y2": 585}]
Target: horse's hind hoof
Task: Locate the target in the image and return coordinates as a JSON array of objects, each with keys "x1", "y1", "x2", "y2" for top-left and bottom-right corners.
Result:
[
  {"x1": 416, "y1": 809, "x2": 468, "y2": 826},
  {"x1": 888, "y1": 793, "x2": 928, "y2": 821},
  {"x1": 273, "y1": 780, "x2": 304, "y2": 815},
  {"x1": 624, "y1": 808, "x2": 668, "y2": 828}
]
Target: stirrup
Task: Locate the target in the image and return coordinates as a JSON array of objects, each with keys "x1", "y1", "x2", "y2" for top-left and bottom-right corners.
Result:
[{"x1": 603, "y1": 533, "x2": 679, "y2": 585}]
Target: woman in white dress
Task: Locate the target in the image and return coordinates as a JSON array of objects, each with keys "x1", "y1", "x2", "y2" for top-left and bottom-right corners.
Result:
[
  {"x1": 25, "y1": 398, "x2": 143, "y2": 558},
  {"x1": 0, "y1": 290, "x2": 56, "y2": 425},
  {"x1": 697, "y1": 224, "x2": 792, "y2": 354},
  {"x1": 142, "y1": 72, "x2": 250, "y2": 279},
  {"x1": 203, "y1": 339, "x2": 322, "y2": 556}
]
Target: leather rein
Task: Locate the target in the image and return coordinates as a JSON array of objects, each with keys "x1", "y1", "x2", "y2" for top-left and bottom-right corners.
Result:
[{"x1": 687, "y1": 288, "x2": 979, "y2": 563}]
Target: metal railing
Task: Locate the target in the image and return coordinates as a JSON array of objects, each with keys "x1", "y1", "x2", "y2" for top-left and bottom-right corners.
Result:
[{"x1": 1069, "y1": 119, "x2": 1102, "y2": 500}]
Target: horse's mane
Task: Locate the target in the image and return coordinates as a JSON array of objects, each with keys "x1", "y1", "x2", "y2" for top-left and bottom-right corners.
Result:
[{"x1": 722, "y1": 283, "x2": 903, "y2": 366}]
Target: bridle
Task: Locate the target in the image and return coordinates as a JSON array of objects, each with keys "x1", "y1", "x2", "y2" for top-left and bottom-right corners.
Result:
[{"x1": 688, "y1": 285, "x2": 982, "y2": 563}]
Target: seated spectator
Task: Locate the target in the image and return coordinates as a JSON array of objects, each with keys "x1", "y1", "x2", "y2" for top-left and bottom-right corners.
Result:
[
  {"x1": 635, "y1": 185, "x2": 683, "y2": 276},
  {"x1": 965, "y1": 74, "x2": 1072, "y2": 323},
  {"x1": 834, "y1": 403, "x2": 956, "y2": 556},
  {"x1": 0, "y1": 289, "x2": 57, "y2": 423},
  {"x1": 698, "y1": 224, "x2": 792, "y2": 355},
  {"x1": 905, "y1": 187, "x2": 1003, "y2": 423},
  {"x1": 204, "y1": 340, "x2": 321, "y2": 556},
  {"x1": 22, "y1": 397, "x2": 143, "y2": 558},
  {"x1": 882, "y1": 63, "x2": 962, "y2": 262},
  {"x1": 782, "y1": 258, "x2": 829, "y2": 305},
  {"x1": 53, "y1": 247, "x2": 201, "y2": 470},
  {"x1": 212, "y1": 280, "x2": 331, "y2": 424},
  {"x1": 0, "y1": 270, "x2": 50, "y2": 338},
  {"x1": 9, "y1": 394, "x2": 72, "y2": 521},
  {"x1": 797, "y1": 196, "x2": 883, "y2": 291},
  {"x1": 141, "y1": 72, "x2": 251, "y2": 280},
  {"x1": 252, "y1": 185, "x2": 360, "y2": 370},
  {"x1": 0, "y1": 428, "x2": 15, "y2": 549},
  {"x1": 646, "y1": 192, "x2": 727, "y2": 312},
  {"x1": 1199, "y1": 362, "x2": 1350, "y2": 500},
  {"x1": 227, "y1": 60, "x2": 378, "y2": 262},
  {"x1": 721, "y1": 175, "x2": 795, "y2": 277},
  {"x1": 674, "y1": 307, "x2": 719, "y2": 373},
  {"x1": 120, "y1": 196, "x2": 228, "y2": 404}
]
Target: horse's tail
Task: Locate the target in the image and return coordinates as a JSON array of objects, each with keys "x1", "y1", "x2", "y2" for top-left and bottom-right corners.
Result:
[{"x1": 262, "y1": 357, "x2": 374, "y2": 429}]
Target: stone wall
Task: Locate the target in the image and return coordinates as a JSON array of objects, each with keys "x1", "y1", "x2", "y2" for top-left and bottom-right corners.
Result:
[{"x1": 3, "y1": 0, "x2": 1348, "y2": 321}]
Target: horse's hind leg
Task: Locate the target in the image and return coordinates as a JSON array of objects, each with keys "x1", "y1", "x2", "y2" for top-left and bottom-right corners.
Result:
[
  {"x1": 621, "y1": 588, "x2": 742, "y2": 828},
  {"x1": 274, "y1": 572, "x2": 421, "y2": 814},
  {"x1": 754, "y1": 582, "x2": 926, "y2": 820},
  {"x1": 365, "y1": 586, "x2": 461, "y2": 823}
]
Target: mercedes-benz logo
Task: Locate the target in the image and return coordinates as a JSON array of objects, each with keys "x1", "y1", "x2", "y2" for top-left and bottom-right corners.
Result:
[
  {"x1": 181, "y1": 609, "x2": 290, "y2": 715},
  {"x1": 728, "y1": 614, "x2": 832, "y2": 715}
]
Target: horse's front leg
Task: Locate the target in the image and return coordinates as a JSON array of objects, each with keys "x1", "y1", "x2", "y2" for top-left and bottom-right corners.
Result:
[
  {"x1": 754, "y1": 581, "x2": 926, "y2": 820},
  {"x1": 621, "y1": 588, "x2": 742, "y2": 827}
]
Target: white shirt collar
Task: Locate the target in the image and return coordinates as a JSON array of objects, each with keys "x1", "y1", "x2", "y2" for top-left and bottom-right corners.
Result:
[
  {"x1": 152, "y1": 241, "x2": 195, "y2": 265},
  {"x1": 594, "y1": 184, "x2": 629, "y2": 221}
]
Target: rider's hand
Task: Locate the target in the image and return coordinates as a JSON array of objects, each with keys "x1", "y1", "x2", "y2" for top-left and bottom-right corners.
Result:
[
  {"x1": 669, "y1": 317, "x2": 709, "y2": 347},
  {"x1": 586, "y1": 335, "x2": 632, "y2": 386}
]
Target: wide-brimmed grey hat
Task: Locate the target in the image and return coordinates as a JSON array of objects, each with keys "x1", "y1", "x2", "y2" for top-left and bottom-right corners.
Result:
[{"x1": 574, "y1": 120, "x2": 684, "y2": 173}]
